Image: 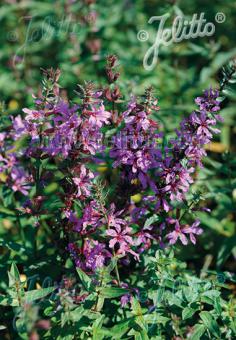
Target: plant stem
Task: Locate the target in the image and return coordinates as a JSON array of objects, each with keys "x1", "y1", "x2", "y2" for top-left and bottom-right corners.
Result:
[{"x1": 113, "y1": 252, "x2": 121, "y2": 286}]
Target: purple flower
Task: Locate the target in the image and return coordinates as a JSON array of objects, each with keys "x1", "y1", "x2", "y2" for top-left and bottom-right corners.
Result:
[
  {"x1": 0, "y1": 132, "x2": 6, "y2": 146},
  {"x1": 76, "y1": 200, "x2": 102, "y2": 233},
  {"x1": 80, "y1": 125, "x2": 104, "y2": 155},
  {"x1": 195, "y1": 88, "x2": 221, "y2": 112},
  {"x1": 70, "y1": 240, "x2": 111, "y2": 272},
  {"x1": 10, "y1": 83, "x2": 223, "y2": 273},
  {"x1": 110, "y1": 98, "x2": 161, "y2": 188},
  {"x1": 106, "y1": 223, "x2": 133, "y2": 252},
  {"x1": 166, "y1": 219, "x2": 203, "y2": 245},
  {"x1": 22, "y1": 107, "x2": 44, "y2": 121},
  {"x1": 181, "y1": 219, "x2": 203, "y2": 244},
  {"x1": 84, "y1": 103, "x2": 111, "y2": 128},
  {"x1": 158, "y1": 88, "x2": 223, "y2": 203},
  {"x1": 118, "y1": 243, "x2": 140, "y2": 261},
  {"x1": 135, "y1": 225, "x2": 154, "y2": 252},
  {"x1": 11, "y1": 167, "x2": 30, "y2": 196},
  {"x1": 166, "y1": 219, "x2": 188, "y2": 245},
  {"x1": 107, "y1": 203, "x2": 126, "y2": 229},
  {"x1": 81, "y1": 240, "x2": 111, "y2": 271},
  {"x1": 130, "y1": 206, "x2": 147, "y2": 223},
  {"x1": 73, "y1": 165, "x2": 94, "y2": 198},
  {"x1": 161, "y1": 164, "x2": 194, "y2": 202},
  {"x1": 43, "y1": 101, "x2": 81, "y2": 157},
  {"x1": 106, "y1": 205, "x2": 140, "y2": 259},
  {"x1": 12, "y1": 116, "x2": 27, "y2": 140},
  {"x1": 124, "y1": 110, "x2": 151, "y2": 131},
  {"x1": 190, "y1": 111, "x2": 220, "y2": 140},
  {"x1": 120, "y1": 283, "x2": 131, "y2": 307},
  {"x1": 65, "y1": 210, "x2": 82, "y2": 232},
  {"x1": 53, "y1": 101, "x2": 79, "y2": 121},
  {"x1": 120, "y1": 284, "x2": 139, "y2": 307},
  {"x1": 152, "y1": 189, "x2": 170, "y2": 212},
  {"x1": 121, "y1": 293, "x2": 130, "y2": 307}
]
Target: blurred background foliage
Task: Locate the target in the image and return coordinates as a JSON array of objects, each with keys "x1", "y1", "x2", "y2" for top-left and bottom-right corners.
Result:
[{"x1": 0, "y1": 0, "x2": 236, "y2": 292}]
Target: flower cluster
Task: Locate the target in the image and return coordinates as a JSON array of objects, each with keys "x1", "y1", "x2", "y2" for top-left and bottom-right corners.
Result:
[
  {"x1": 0, "y1": 132, "x2": 31, "y2": 195},
  {"x1": 110, "y1": 95, "x2": 161, "y2": 188},
  {"x1": 2, "y1": 65, "x2": 223, "y2": 274},
  {"x1": 148, "y1": 88, "x2": 222, "y2": 210},
  {"x1": 67, "y1": 86, "x2": 222, "y2": 269}
]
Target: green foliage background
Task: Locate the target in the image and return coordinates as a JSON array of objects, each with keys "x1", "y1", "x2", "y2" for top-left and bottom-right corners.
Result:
[{"x1": 0, "y1": 0, "x2": 236, "y2": 339}]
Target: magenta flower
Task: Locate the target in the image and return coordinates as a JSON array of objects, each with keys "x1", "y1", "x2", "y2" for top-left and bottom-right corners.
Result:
[
  {"x1": 191, "y1": 111, "x2": 220, "y2": 140},
  {"x1": 195, "y1": 88, "x2": 221, "y2": 112},
  {"x1": 166, "y1": 219, "x2": 203, "y2": 245},
  {"x1": 70, "y1": 239, "x2": 111, "y2": 272},
  {"x1": 124, "y1": 110, "x2": 151, "y2": 131},
  {"x1": 107, "y1": 224, "x2": 133, "y2": 251},
  {"x1": 73, "y1": 165, "x2": 94, "y2": 198},
  {"x1": 81, "y1": 240, "x2": 111, "y2": 271},
  {"x1": 110, "y1": 97, "x2": 160, "y2": 187},
  {"x1": 76, "y1": 200, "x2": 102, "y2": 233},
  {"x1": 80, "y1": 123, "x2": 104, "y2": 155},
  {"x1": 11, "y1": 167, "x2": 30, "y2": 196},
  {"x1": 153, "y1": 189, "x2": 170, "y2": 212},
  {"x1": 0, "y1": 132, "x2": 6, "y2": 146},
  {"x1": 65, "y1": 210, "x2": 82, "y2": 232},
  {"x1": 118, "y1": 243, "x2": 140, "y2": 261},
  {"x1": 22, "y1": 108, "x2": 44, "y2": 121},
  {"x1": 182, "y1": 220, "x2": 203, "y2": 244},
  {"x1": 166, "y1": 219, "x2": 188, "y2": 245},
  {"x1": 107, "y1": 203, "x2": 126, "y2": 229},
  {"x1": 85, "y1": 103, "x2": 111, "y2": 128},
  {"x1": 135, "y1": 225, "x2": 154, "y2": 252},
  {"x1": 12, "y1": 116, "x2": 27, "y2": 140}
]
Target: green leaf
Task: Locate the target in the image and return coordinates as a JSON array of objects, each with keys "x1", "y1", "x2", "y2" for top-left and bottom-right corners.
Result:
[
  {"x1": 95, "y1": 296, "x2": 105, "y2": 312},
  {"x1": 99, "y1": 287, "x2": 129, "y2": 299},
  {"x1": 182, "y1": 307, "x2": 196, "y2": 320},
  {"x1": 191, "y1": 324, "x2": 206, "y2": 340},
  {"x1": 0, "y1": 207, "x2": 15, "y2": 216},
  {"x1": 214, "y1": 297, "x2": 222, "y2": 315},
  {"x1": 217, "y1": 235, "x2": 236, "y2": 268},
  {"x1": 69, "y1": 306, "x2": 84, "y2": 322},
  {"x1": 131, "y1": 297, "x2": 142, "y2": 315},
  {"x1": 8, "y1": 262, "x2": 21, "y2": 287},
  {"x1": 183, "y1": 287, "x2": 198, "y2": 303},
  {"x1": 24, "y1": 287, "x2": 56, "y2": 303},
  {"x1": 144, "y1": 314, "x2": 170, "y2": 325},
  {"x1": 92, "y1": 314, "x2": 105, "y2": 340},
  {"x1": 106, "y1": 256, "x2": 120, "y2": 274},
  {"x1": 108, "y1": 319, "x2": 132, "y2": 339},
  {"x1": 202, "y1": 290, "x2": 221, "y2": 299},
  {"x1": 128, "y1": 328, "x2": 149, "y2": 340},
  {"x1": 134, "y1": 329, "x2": 149, "y2": 340},
  {"x1": 199, "y1": 311, "x2": 220, "y2": 338},
  {"x1": 44, "y1": 182, "x2": 59, "y2": 194},
  {"x1": 131, "y1": 298, "x2": 147, "y2": 332},
  {"x1": 167, "y1": 292, "x2": 183, "y2": 307},
  {"x1": 76, "y1": 268, "x2": 94, "y2": 292},
  {"x1": 144, "y1": 215, "x2": 159, "y2": 228}
]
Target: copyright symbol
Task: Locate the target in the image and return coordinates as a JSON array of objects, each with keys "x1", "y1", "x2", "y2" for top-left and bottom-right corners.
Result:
[
  {"x1": 7, "y1": 31, "x2": 19, "y2": 42},
  {"x1": 137, "y1": 30, "x2": 149, "y2": 42},
  {"x1": 215, "y1": 12, "x2": 226, "y2": 23}
]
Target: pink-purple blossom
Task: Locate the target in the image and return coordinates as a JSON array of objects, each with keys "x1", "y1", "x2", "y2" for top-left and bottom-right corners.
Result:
[
  {"x1": 166, "y1": 219, "x2": 203, "y2": 245},
  {"x1": 5, "y1": 81, "x2": 223, "y2": 273},
  {"x1": 72, "y1": 165, "x2": 94, "y2": 198}
]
